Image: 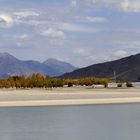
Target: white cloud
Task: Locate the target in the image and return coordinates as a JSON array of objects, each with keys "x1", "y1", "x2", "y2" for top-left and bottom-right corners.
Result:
[
  {"x1": 85, "y1": 0, "x2": 140, "y2": 13},
  {"x1": 16, "y1": 42, "x2": 23, "y2": 47},
  {"x1": 86, "y1": 16, "x2": 108, "y2": 23},
  {"x1": 0, "y1": 11, "x2": 39, "y2": 28},
  {"x1": 18, "y1": 34, "x2": 30, "y2": 40},
  {"x1": 0, "y1": 13, "x2": 13, "y2": 28},
  {"x1": 23, "y1": 20, "x2": 101, "y2": 33},
  {"x1": 55, "y1": 22, "x2": 101, "y2": 32},
  {"x1": 71, "y1": 0, "x2": 77, "y2": 7},
  {"x1": 113, "y1": 50, "x2": 127, "y2": 58},
  {"x1": 73, "y1": 48, "x2": 89, "y2": 56},
  {"x1": 121, "y1": 0, "x2": 140, "y2": 12},
  {"x1": 85, "y1": 0, "x2": 120, "y2": 9},
  {"x1": 14, "y1": 11, "x2": 39, "y2": 18},
  {"x1": 41, "y1": 28, "x2": 65, "y2": 38},
  {"x1": 114, "y1": 40, "x2": 140, "y2": 49},
  {"x1": 16, "y1": 19, "x2": 101, "y2": 33}
]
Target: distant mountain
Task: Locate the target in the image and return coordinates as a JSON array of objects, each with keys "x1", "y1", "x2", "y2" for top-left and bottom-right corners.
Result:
[
  {"x1": 60, "y1": 53, "x2": 140, "y2": 81},
  {"x1": 43, "y1": 58, "x2": 77, "y2": 74},
  {"x1": 23, "y1": 60, "x2": 60, "y2": 76},
  {"x1": 0, "y1": 52, "x2": 32, "y2": 78},
  {"x1": 0, "y1": 52, "x2": 77, "y2": 78}
]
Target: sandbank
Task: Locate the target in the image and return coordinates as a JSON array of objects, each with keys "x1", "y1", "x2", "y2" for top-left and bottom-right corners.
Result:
[{"x1": 0, "y1": 87, "x2": 140, "y2": 107}]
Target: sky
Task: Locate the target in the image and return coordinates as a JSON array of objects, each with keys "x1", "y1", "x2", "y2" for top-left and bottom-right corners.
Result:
[{"x1": 0, "y1": 0, "x2": 140, "y2": 67}]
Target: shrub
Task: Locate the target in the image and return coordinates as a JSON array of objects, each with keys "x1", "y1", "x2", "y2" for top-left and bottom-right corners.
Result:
[
  {"x1": 117, "y1": 83, "x2": 122, "y2": 87},
  {"x1": 68, "y1": 82, "x2": 73, "y2": 87},
  {"x1": 126, "y1": 82, "x2": 133, "y2": 87},
  {"x1": 104, "y1": 83, "x2": 108, "y2": 88},
  {"x1": 0, "y1": 74, "x2": 111, "y2": 89}
]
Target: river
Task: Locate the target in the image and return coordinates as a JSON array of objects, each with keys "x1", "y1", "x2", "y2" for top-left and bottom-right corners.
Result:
[{"x1": 0, "y1": 104, "x2": 140, "y2": 140}]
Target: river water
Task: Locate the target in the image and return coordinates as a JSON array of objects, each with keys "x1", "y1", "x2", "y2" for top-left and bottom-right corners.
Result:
[{"x1": 0, "y1": 104, "x2": 140, "y2": 140}]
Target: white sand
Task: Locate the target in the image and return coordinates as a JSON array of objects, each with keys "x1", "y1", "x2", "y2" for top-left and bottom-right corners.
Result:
[{"x1": 0, "y1": 87, "x2": 140, "y2": 107}]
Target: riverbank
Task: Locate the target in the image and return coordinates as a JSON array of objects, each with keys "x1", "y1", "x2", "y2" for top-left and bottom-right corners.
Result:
[{"x1": 0, "y1": 87, "x2": 140, "y2": 107}]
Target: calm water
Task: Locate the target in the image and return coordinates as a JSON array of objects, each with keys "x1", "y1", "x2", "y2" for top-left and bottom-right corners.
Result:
[{"x1": 0, "y1": 104, "x2": 140, "y2": 140}]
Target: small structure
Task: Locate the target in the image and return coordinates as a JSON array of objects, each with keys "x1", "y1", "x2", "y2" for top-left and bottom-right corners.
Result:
[
  {"x1": 92, "y1": 84, "x2": 105, "y2": 88},
  {"x1": 108, "y1": 83, "x2": 118, "y2": 88}
]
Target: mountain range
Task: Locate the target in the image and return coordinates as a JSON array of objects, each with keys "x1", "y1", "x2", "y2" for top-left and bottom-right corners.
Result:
[
  {"x1": 1, "y1": 52, "x2": 140, "y2": 81},
  {"x1": 0, "y1": 52, "x2": 77, "y2": 78},
  {"x1": 60, "y1": 53, "x2": 140, "y2": 81}
]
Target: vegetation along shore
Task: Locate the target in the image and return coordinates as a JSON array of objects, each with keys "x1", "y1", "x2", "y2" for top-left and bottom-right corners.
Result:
[{"x1": 0, "y1": 73, "x2": 112, "y2": 89}]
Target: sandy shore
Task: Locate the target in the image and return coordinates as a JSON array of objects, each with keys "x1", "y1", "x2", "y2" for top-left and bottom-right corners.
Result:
[{"x1": 0, "y1": 87, "x2": 140, "y2": 107}]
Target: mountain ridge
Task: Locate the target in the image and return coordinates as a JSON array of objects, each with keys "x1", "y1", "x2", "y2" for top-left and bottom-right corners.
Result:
[
  {"x1": 60, "y1": 53, "x2": 140, "y2": 81},
  {"x1": 0, "y1": 52, "x2": 77, "y2": 78},
  {"x1": 43, "y1": 58, "x2": 78, "y2": 74}
]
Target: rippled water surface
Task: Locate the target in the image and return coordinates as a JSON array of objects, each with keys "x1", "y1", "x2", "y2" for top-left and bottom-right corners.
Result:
[{"x1": 0, "y1": 104, "x2": 140, "y2": 140}]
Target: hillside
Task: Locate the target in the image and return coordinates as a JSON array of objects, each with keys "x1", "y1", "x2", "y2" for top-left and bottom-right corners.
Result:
[{"x1": 60, "y1": 53, "x2": 140, "y2": 81}]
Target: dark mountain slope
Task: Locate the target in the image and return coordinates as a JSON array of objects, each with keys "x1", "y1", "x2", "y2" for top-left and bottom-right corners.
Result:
[{"x1": 60, "y1": 53, "x2": 140, "y2": 81}]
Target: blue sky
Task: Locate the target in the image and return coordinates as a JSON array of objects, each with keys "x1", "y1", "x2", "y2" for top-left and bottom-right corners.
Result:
[{"x1": 0, "y1": 0, "x2": 140, "y2": 67}]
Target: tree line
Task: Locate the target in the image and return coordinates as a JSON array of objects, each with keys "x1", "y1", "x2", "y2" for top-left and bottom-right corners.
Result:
[{"x1": 0, "y1": 73, "x2": 111, "y2": 89}]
